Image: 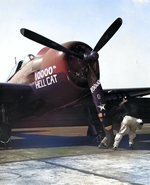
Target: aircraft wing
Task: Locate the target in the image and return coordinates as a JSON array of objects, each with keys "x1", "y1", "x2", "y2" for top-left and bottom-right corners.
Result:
[
  {"x1": 0, "y1": 83, "x2": 32, "y2": 103},
  {"x1": 104, "y1": 87, "x2": 150, "y2": 100}
]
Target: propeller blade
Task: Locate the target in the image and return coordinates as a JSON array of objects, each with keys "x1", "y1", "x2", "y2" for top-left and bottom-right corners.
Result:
[
  {"x1": 87, "y1": 66, "x2": 106, "y2": 115},
  {"x1": 93, "y1": 18, "x2": 122, "y2": 52},
  {"x1": 20, "y1": 28, "x2": 83, "y2": 59},
  {"x1": 87, "y1": 66, "x2": 113, "y2": 146}
]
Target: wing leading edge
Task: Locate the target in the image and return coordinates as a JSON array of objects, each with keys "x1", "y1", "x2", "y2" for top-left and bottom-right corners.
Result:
[
  {"x1": 0, "y1": 83, "x2": 32, "y2": 103},
  {"x1": 104, "y1": 87, "x2": 150, "y2": 100}
]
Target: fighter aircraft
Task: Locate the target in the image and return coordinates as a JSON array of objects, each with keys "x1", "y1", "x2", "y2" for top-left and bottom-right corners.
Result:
[{"x1": 0, "y1": 17, "x2": 150, "y2": 146}]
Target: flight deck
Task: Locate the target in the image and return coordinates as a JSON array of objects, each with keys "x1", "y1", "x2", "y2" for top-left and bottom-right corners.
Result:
[{"x1": 0, "y1": 124, "x2": 149, "y2": 184}]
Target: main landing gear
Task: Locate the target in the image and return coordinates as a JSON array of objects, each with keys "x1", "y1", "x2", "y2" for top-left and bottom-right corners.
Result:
[
  {"x1": 0, "y1": 104, "x2": 11, "y2": 149},
  {"x1": 85, "y1": 106, "x2": 105, "y2": 142}
]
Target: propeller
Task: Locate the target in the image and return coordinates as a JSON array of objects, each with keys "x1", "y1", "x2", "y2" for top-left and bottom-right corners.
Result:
[{"x1": 21, "y1": 18, "x2": 123, "y2": 146}]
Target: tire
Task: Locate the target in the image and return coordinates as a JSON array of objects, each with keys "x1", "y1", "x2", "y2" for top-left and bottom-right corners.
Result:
[{"x1": 0, "y1": 123, "x2": 11, "y2": 143}]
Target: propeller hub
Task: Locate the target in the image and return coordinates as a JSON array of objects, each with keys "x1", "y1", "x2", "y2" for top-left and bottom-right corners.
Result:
[{"x1": 84, "y1": 51, "x2": 99, "y2": 63}]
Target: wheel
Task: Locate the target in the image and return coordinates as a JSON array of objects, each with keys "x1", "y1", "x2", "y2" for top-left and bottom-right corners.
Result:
[{"x1": 0, "y1": 123, "x2": 11, "y2": 144}]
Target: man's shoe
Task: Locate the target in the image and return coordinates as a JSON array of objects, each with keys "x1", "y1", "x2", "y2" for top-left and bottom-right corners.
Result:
[
  {"x1": 112, "y1": 147, "x2": 117, "y2": 150},
  {"x1": 98, "y1": 143, "x2": 108, "y2": 149},
  {"x1": 129, "y1": 144, "x2": 133, "y2": 150}
]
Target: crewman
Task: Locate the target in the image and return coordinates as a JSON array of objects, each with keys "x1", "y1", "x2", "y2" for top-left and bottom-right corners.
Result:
[
  {"x1": 98, "y1": 97, "x2": 143, "y2": 149},
  {"x1": 98, "y1": 101, "x2": 123, "y2": 149},
  {"x1": 112, "y1": 97, "x2": 143, "y2": 150}
]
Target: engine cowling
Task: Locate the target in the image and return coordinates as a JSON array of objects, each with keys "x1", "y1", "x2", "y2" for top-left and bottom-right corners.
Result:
[{"x1": 66, "y1": 42, "x2": 100, "y2": 88}]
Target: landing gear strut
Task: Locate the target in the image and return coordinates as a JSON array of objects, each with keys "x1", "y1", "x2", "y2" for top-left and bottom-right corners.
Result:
[
  {"x1": 0, "y1": 104, "x2": 11, "y2": 149},
  {"x1": 84, "y1": 106, "x2": 105, "y2": 142}
]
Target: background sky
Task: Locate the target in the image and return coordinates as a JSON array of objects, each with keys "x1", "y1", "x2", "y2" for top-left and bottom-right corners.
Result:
[{"x1": 0, "y1": 0, "x2": 150, "y2": 89}]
